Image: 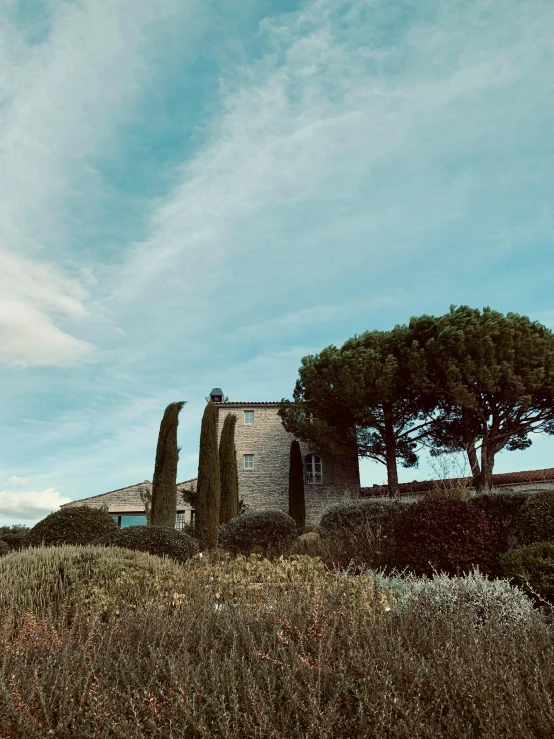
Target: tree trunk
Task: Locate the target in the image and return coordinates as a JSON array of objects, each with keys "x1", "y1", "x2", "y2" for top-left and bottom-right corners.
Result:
[
  {"x1": 383, "y1": 407, "x2": 400, "y2": 497},
  {"x1": 462, "y1": 408, "x2": 482, "y2": 492},
  {"x1": 478, "y1": 440, "x2": 494, "y2": 493}
]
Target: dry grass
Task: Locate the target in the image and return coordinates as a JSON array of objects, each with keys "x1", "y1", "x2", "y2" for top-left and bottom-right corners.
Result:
[{"x1": 0, "y1": 544, "x2": 553, "y2": 738}]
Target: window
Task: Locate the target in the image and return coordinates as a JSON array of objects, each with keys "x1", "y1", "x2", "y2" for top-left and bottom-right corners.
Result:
[
  {"x1": 244, "y1": 410, "x2": 254, "y2": 424},
  {"x1": 244, "y1": 454, "x2": 254, "y2": 469},
  {"x1": 305, "y1": 454, "x2": 322, "y2": 484},
  {"x1": 120, "y1": 515, "x2": 147, "y2": 528},
  {"x1": 175, "y1": 512, "x2": 185, "y2": 530},
  {"x1": 190, "y1": 510, "x2": 196, "y2": 526}
]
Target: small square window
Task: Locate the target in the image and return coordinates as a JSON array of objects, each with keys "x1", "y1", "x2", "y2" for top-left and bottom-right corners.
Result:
[
  {"x1": 244, "y1": 410, "x2": 254, "y2": 424},
  {"x1": 244, "y1": 454, "x2": 254, "y2": 469}
]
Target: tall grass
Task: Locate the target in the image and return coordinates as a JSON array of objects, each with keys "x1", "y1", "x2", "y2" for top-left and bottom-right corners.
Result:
[{"x1": 1, "y1": 547, "x2": 553, "y2": 738}]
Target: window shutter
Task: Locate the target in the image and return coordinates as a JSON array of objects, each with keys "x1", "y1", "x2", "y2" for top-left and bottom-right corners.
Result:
[{"x1": 322, "y1": 459, "x2": 333, "y2": 484}]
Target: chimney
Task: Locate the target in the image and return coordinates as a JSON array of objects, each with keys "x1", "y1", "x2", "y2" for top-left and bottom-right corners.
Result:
[{"x1": 207, "y1": 387, "x2": 228, "y2": 403}]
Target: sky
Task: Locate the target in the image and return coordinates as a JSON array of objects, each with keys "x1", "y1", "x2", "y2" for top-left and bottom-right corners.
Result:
[{"x1": 1, "y1": 0, "x2": 554, "y2": 526}]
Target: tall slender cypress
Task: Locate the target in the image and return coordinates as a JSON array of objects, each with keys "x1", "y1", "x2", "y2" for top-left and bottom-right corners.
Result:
[
  {"x1": 288, "y1": 439, "x2": 306, "y2": 529},
  {"x1": 150, "y1": 401, "x2": 186, "y2": 528},
  {"x1": 219, "y1": 413, "x2": 239, "y2": 524},
  {"x1": 196, "y1": 400, "x2": 221, "y2": 548}
]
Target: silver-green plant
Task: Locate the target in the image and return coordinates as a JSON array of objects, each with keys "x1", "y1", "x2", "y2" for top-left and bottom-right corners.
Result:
[{"x1": 393, "y1": 568, "x2": 536, "y2": 630}]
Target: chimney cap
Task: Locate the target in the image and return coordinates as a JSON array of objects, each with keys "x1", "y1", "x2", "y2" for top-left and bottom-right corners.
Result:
[{"x1": 207, "y1": 388, "x2": 228, "y2": 403}]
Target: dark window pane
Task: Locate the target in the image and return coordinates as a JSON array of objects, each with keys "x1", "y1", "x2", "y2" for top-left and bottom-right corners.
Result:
[{"x1": 120, "y1": 515, "x2": 147, "y2": 528}]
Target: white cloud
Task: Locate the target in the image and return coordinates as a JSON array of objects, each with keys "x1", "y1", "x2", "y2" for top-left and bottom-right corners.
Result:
[
  {"x1": 0, "y1": 488, "x2": 72, "y2": 522},
  {"x1": 106, "y1": 0, "x2": 554, "y2": 349},
  {"x1": 0, "y1": 0, "x2": 191, "y2": 368},
  {"x1": 8, "y1": 476, "x2": 26, "y2": 486}
]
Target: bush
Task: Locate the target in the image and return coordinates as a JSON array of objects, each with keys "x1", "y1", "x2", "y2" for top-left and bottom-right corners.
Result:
[
  {"x1": 393, "y1": 569, "x2": 536, "y2": 631},
  {"x1": 500, "y1": 541, "x2": 554, "y2": 607},
  {"x1": 391, "y1": 498, "x2": 493, "y2": 576},
  {"x1": 287, "y1": 531, "x2": 323, "y2": 557},
  {"x1": 182, "y1": 550, "x2": 391, "y2": 616},
  {"x1": 514, "y1": 490, "x2": 554, "y2": 545},
  {"x1": 0, "y1": 544, "x2": 188, "y2": 625},
  {"x1": 0, "y1": 525, "x2": 31, "y2": 552},
  {"x1": 469, "y1": 491, "x2": 535, "y2": 574},
  {"x1": 469, "y1": 491, "x2": 534, "y2": 554},
  {"x1": 0, "y1": 539, "x2": 9, "y2": 557},
  {"x1": 26, "y1": 506, "x2": 119, "y2": 548},
  {"x1": 97, "y1": 525, "x2": 199, "y2": 564},
  {"x1": 218, "y1": 510, "x2": 297, "y2": 557},
  {"x1": 318, "y1": 498, "x2": 409, "y2": 570}
]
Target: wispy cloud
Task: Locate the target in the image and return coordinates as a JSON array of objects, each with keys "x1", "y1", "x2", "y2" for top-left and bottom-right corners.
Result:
[
  {"x1": 2, "y1": 0, "x2": 554, "y2": 525},
  {"x1": 0, "y1": 0, "x2": 193, "y2": 367}
]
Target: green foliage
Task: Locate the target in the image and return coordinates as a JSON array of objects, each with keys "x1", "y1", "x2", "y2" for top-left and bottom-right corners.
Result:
[
  {"x1": 514, "y1": 490, "x2": 554, "y2": 545},
  {"x1": 151, "y1": 401, "x2": 186, "y2": 528},
  {"x1": 196, "y1": 400, "x2": 221, "y2": 549},
  {"x1": 97, "y1": 525, "x2": 199, "y2": 565},
  {"x1": 394, "y1": 569, "x2": 536, "y2": 631},
  {"x1": 138, "y1": 484, "x2": 152, "y2": 526},
  {"x1": 183, "y1": 550, "x2": 390, "y2": 616},
  {"x1": 470, "y1": 491, "x2": 534, "y2": 557},
  {"x1": 408, "y1": 306, "x2": 554, "y2": 490},
  {"x1": 26, "y1": 506, "x2": 119, "y2": 548},
  {"x1": 278, "y1": 326, "x2": 431, "y2": 495},
  {"x1": 219, "y1": 413, "x2": 239, "y2": 525},
  {"x1": 392, "y1": 498, "x2": 493, "y2": 576},
  {"x1": 219, "y1": 510, "x2": 298, "y2": 558},
  {"x1": 0, "y1": 524, "x2": 30, "y2": 552},
  {"x1": 500, "y1": 541, "x2": 554, "y2": 606},
  {"x1": 317, "y1": 498, "x2": 409, "y2": 571},
  {"x1": 0, "y1": 544, "x2": 187, "y2": 625},
  {"x1": 0, "y1": 539, "x2": 9, "y2": 557},
  {"x1": 319, "y1": 498, "x2": 409, "y2": 537},
  {"x1": 288, "y1": 440, "x2": 305, "y2": 529}
]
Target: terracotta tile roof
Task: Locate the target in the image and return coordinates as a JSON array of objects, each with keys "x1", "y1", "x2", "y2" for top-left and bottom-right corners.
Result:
[
  {"x1": 215, "y1": 402, "x2": 283, "y2": 407},
  {"x1": 361, "y1": 467, "x2": 554, "y2": 497},
  {"x1": 60, "y1": 478, "x2": 197, "y2": 514}
]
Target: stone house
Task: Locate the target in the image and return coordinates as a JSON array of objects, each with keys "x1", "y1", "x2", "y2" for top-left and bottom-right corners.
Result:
[
  {"x1": 61, "y1": 478, "x2": 198, "y2": 530},
  {"x1": 61, "y1": 387, "x2": 361, "y2": 527}
]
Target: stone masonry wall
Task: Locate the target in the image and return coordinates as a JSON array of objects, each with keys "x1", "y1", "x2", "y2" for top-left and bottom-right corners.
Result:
[{"x1": 216, "y1": 403, "x2": 360, "y2": 525}]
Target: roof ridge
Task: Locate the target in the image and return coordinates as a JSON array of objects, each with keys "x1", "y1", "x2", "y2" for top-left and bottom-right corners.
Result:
[{"x1": 60, "y1": 477, "x2": 198, "y2": 507}]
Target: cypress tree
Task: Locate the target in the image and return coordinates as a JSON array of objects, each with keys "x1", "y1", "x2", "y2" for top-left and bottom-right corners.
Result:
[
  {"x1": 219, "y1": 413, "x2": 239, "y2": 524},
  {"x1": 150, "y1": 401, "x2": 186, "y2": 528},
  {"x1": 196, "y1": 400, "x2": 221, "y2": 548},
  {"x1": 288, "y1": 439, "x2": 306, "y2": 529}
]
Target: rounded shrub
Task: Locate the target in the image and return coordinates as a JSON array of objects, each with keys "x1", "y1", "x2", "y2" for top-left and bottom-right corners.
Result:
[
  {"x1": 218, "y1": 510, "x2": 297, "y2": 557},
  {"x1": 0, "y1": 540, "x2": 10, "y2": 557},
  {"x1": 26, "y1": 506, "x2": 119, "y2": 548},
  {"x1": 500, "y1": 541, "x2": 554, "y2": 607},
  {"x1": 318, "y1": 498, "x2": 410, "y2": 570},
  {"x1": 393, "y1": 569, "x2": 536, "y2": 631},
  {"x1": 392, "y1": 498, "x2": 493, "y2": 576},
  {"x1": 469, "y1": 491, "x2": 534, "y2": 554},
  {"x1": 0, "y1": 544, "x2": 188, "y2": 625},
  {"x1": 97, "y1": 525, "x2": 199, "y2": 564},
  {"x1": 514, "y1": 491, "x2": 554, "y2": 546}
]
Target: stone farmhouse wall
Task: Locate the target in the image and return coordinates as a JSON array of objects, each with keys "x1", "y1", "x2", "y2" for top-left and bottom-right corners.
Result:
[{"x1": 216, "y1": 402, "x2": 360, "y2": 525}]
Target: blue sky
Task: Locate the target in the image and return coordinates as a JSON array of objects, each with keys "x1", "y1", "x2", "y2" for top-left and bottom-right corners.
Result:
[{"x1": 1, "y1": 0, "x2": 554, "y2": 526}]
